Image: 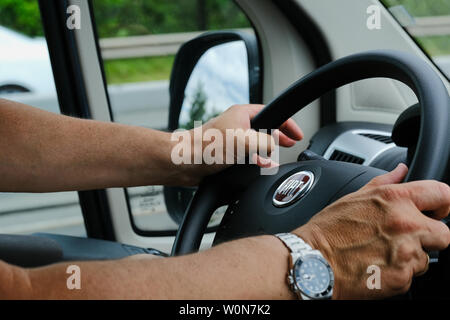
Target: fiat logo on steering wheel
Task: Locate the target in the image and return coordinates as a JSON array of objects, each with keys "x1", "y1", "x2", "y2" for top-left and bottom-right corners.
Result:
[{"x1": 272, "y1": 171, "x2": 315, "y2": 207}]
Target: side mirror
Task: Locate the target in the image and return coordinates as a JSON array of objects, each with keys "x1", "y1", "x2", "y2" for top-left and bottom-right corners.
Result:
[{"x1": 164, "y1": 30, "x2": 262, "y2": 225}]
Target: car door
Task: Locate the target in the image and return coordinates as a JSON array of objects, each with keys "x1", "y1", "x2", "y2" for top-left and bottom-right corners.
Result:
[{"x1": 63, "y1": 0, "x2": 262, "y2": 252}]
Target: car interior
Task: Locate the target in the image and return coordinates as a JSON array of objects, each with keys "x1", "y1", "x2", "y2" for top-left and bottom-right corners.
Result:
[{"x1": 0, "y1": 0, "x2": 448, "y2": 300}]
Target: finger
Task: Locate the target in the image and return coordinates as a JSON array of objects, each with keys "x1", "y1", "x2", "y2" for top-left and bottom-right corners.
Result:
[
  {"x1": 418, "y1": 219, "x2": 450, "y2": 251},
  {"x1": 240, "y1": 130, "x2": 275, "y2": 156},
  {"x1": 252, "y1": 154, "x2": 280, "y2": 168},
  {"x1": 366, "y1": 163, "x2": 408, "y2": 187},
  {"x1": 273, "y1": 129, "x2": 297, "y2": 147},
  {"x1": 398, "y1": 181, "x2": 450, "y2": 219},
  {"x1": 240, "y1": 105, "x2": 303, "y2": 142},
  {"x1": 241, "y1": 104, "x2": 266, "y2": 119},
  {"x1": 279, "y1": 119, "x2": 304, "y2": 141},
  {"x1": 257, "y1": 131, "x2": 275, "y2": 156},
  {"x1": 413, "y1": 250, "x2": 430, "y2": 277}
]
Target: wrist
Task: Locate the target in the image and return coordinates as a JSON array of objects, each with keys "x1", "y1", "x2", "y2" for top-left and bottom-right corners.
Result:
[
  {"x1": 293, "y1": 224, "x2": 341, "y2": 300},
  {"x1": 168, "y1": 127, "x2": 227, "y2": 186},
  {"x1": 142, "y1": 129, "x2": 200, "y2": 187},
  {"x1": 259, "y1": 235, "x2": 298, "y2": 300},
  {"x1": 176, "y1": 128, "x2": 210, "y2": 185}
]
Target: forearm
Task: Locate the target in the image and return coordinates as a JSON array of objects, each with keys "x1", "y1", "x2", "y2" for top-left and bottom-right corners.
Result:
[
  {"x1": 2, "y1": 236, "x2": 294, "y2": 300},
  {"x1": 0, "y1": 99, "x2": 185, "y2": 192},
  {"x1": 0, "y1": 260, "x2": 32, "y2": 299}
]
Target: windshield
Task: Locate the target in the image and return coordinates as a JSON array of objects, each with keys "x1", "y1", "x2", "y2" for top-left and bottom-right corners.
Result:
[{"x1": 380, "y1": 0, "x2": 450, "y2": 80}]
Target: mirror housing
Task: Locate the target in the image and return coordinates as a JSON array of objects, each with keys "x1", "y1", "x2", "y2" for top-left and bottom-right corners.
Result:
[
  {"x1": 168, "y1": 30, "x2": 262, "y2": 131},
  {"x1": 164, "y1": 30, "x2": 262, "y2": 225}
]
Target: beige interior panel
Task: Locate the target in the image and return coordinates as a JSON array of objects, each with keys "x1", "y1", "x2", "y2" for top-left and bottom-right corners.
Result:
[
  {"x1": 238, "y1": 0, "x2": 320, "y2": 163},
  {"x1": 296, "y1": 0, "x2": 449, "y2": 124}
]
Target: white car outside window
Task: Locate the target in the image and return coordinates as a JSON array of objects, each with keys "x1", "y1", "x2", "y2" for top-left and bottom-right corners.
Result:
[{"x1": 0, "y1": 26, "x2": 55, "y2": 96}]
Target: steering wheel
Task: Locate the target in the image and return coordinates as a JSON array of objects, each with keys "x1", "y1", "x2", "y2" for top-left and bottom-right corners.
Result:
[{"x1": 172, "y1": 50, "x2": 450, "y2": 257}]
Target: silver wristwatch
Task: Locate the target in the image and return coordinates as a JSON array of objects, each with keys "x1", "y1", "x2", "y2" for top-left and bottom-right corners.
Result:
[{"x1": 276, "y1": 233, "x2": 334, "y2": 300}]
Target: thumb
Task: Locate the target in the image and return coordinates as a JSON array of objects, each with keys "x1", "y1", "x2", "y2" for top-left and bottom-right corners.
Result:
[{"x1": 366, "y1": 163, "x2": 409, "y2": 187}]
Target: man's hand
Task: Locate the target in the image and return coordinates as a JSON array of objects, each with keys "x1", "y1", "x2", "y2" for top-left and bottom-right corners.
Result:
[
  {"x1": 182, "y1": 104, "x2": 304, "y2": 184},
  {"x1": 294, "y1": 164, "x2": 450, "y2": 299}
]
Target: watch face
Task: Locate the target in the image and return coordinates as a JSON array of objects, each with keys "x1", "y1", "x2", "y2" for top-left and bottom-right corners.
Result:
[{"x1": 293, "y1": 255, "x2": 333, "y2": 299}]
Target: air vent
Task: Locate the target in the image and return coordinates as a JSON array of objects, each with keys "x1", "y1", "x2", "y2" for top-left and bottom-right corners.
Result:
[
  {"x1": 358, "y1": 133, "x2": 393, "y2": 144},
  {"x1": 330, "y1": 150, "x2": 365, "y2": 164}
]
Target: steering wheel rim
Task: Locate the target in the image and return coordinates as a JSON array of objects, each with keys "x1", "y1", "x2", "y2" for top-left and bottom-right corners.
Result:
[{"x1": 172, "y1": 50, "x2": 450, "y2": 256}]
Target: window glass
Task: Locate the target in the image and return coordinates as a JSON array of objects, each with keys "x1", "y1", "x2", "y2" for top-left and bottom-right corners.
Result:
[
  {"x1": 0, "y1": 0, "x2": 86, "y2": 237},
  {"x1": 381, "y1": 0, "x2": 450, "y2": 79},
  {"x1": 92, "y1": 0, "x2": 252, "y2": 232}
]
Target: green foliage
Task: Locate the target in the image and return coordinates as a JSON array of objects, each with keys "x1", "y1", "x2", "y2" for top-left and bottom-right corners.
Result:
[
  {"x1": 181, "y1": 82, "x2": 208, "y2": 130},
  {"x1": 381, "y1": 0, "x2": 450, "y2": 56},
  {"x1": 1, "y1": 0, "x2": 448, "y2": 37},
  {"x1": 0, "y1": 0, "x2": 43, "y2": 37},
  {"x1": 180, "y1": 82, "x2": 221, "y2": 129},
  {"x1": 416, "y1": 36, "x2": 450, "y2": 56},
  {"x1": 104, "y1": 55, "x2": 175, "y2": 83},
  {"x1": 381, "y1": 0, "x2": 450, "y2": 16},
  {"x1": 91, "y1": 0, "x2": 250, "y2": 38},
  {"x1": 0, "y1": 0, "x2": 250, "y2": 38}
]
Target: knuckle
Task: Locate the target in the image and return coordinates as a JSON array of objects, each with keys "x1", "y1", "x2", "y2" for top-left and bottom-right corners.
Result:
[
  {"x1": 227, "y1": 104, "x2": 240, "y2": 112},
  {"x1": 385, "y1": 212, "x2": 419, "y2": 234},
  {"x1": 374, "y1": 186, "x2": 395, "y2": 201},
  {"x1": 396, "y1": 243, "x2": 414, "y2": 262},
  {"x1": 230, "y1": 104, "x2": 245, "y2": 111},
  {"x1": 375, "y1": 185, "x2": 408, "y2": 202},
  {"x1": 368, "y1": 175, "x2": 383, "y2": 186},
  {"x1": 437, "y1": 182, "x2": 450, "y2": 203},
  {"x1": 432, "y1": 222, "x2": 450, "y2": 248}
]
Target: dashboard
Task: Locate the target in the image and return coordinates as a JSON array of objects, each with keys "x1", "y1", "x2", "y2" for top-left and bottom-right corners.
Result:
[{"x1": 307, "y1": 121, "x2": 408, "y2": 173}]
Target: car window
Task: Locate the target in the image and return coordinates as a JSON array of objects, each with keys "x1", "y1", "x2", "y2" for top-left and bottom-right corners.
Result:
[
  {"x1": 0, "y1": 1, "x2": 86, "y2": 237},
  {"x1": 381, "y1": 0, "x2": 450, "y2": 79},
  {"x1": 91, "y1": 0, "x2": 252, "y2": 233}
]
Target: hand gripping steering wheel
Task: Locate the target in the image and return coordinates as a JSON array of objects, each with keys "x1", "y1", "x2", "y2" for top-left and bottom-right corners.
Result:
[{"x1": 172, "y1": 50, "x2": 450, "y2": 256}]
